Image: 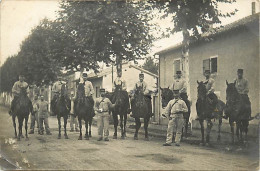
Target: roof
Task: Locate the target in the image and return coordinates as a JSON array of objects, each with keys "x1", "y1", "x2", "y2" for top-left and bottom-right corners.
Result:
[
  {"x1": 155, "y1": 13, "x2": 260, "y2": 55},
  {"x1": 88, "y1": 62, "x2": 158, "y2": 79}
]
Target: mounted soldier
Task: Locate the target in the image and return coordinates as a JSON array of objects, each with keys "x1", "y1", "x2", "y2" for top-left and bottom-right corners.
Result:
[
  {"x1": 203, "y1": 70, "x2": 218, "y2": 110},
  {"x1": 130, "y1": 72, "x2": 153, "y2": 118},
  {"x1": 51, "y1": 75, "x2": 66, "y2": 113},
  {"x1": 79, "y1": 71, "x2": 95, "y2": 117},
  {"x1": 9, "y1": 74, "x2": 30, "y2": 115},
  {"x1": 234, "y1": 69, "x2": 251, "y2": 119}
]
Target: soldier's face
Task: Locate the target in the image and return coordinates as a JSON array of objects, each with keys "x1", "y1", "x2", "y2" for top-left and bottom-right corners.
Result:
[
  {"x1": 237, "y1": 72, "x2": 243, "y2": 78},
  {"x1": 205, "y1": 73, "x2": 210, "y2": 78},
  {"x1": 139, "y1": 76, "x2": 144, "y2": 81},
  {"x1": 100, "y1": 92, "x2": 105, "y2": 97},
  {"x1": 117, "y1": 72, "x2": 122, "y2": 77},
  {"x1": 19, "y1": 76, "x2": 24, "y2": 82},
  {"x1": 177, "y1": 73, "x2": 181, "y2": 78}
]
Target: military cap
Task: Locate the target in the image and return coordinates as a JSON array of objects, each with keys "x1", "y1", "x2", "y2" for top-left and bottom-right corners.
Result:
[
  {"x1": 100, "y1": 88, "x2": 106, "y2": 93},
  {"x1": 82, "y1": 72, "x2": 88, "y2": 78},
  {"x1": 237, "y1": 69, "x2": 243, "y2": 73},
  {"x1": 139, "y1": 72, "x2": 144, "y2": 77}
]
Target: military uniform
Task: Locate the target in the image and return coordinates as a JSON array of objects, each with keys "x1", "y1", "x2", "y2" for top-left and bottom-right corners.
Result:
[
  {"x1": 203, "y1": 75, "x2": 218, "y2": 110},
  {"x1": 38, "y1": 99, "x2": 51, "y2": 135},
  {"x1": 51, "y1": 80, "x2": 66, "y2": 112},
  {"x1": 164, "y1": 97, "x2": 188, "y2": 146},
  {"x1": 70, "y1": 96, "x2": 79, "y2": 132},
  {"x1": 10, "y1": 80, "x2": 29, "y2": 113},
  {"x1": 29, "y1": 97, "x2": 40, "y2": 134},
  {"x1": 95, "y1": 89, "x2": 115, "y2": 141},
  {"x1": 113, "y1": 77, "x2": 127, "y2": 91}
]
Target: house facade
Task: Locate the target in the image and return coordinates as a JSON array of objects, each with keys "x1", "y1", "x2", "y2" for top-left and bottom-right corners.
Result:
[{"x1": 156, "y1": 13, "x2": 259, "y2": 126}]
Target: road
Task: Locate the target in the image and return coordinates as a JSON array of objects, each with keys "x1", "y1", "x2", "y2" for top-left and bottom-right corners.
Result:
[{"x1": 0, "y1": 106, "x2": 258, "y2": 170}]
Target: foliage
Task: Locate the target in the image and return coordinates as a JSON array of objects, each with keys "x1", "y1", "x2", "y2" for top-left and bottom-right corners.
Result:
[
  {"x1": 142, "y1": 57, "x2": 158, "y2": 75},
  {"x1": 55, "y1": 1, "x2": 157, "y2": 71}
]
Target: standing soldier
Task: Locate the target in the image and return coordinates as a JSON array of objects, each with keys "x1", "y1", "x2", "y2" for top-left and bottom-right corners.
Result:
[
  {"x1": 9, "y1": 74, "x2": 29, "y2": 115},
  {"x1": 29, "y1": 95, "x2": 40, "y2": 134},
  {"x1": 51, "y1": 76, "x2": 66, "y2": 113},
  {"x1": 95, "y1": 88, "x2": 116, "y2": 141},
  {"x1": 234, "y1": 69, "x2": 251, "y2": 119},
  {"x1": 130, "y1": 72, "x2": 153, "y2": 117},
  {"x1": 163, "y1": 90, "x2": 188, "y2": 146},
  {"x1": 38, "y1": 95, "x2": 52, "y2": 135},
  {"x1": 70, "y1": 91, "x2": 79, "y2": 132},
  {"x1": 79, "y1": 72, "x2": 95, "y2": 117}
]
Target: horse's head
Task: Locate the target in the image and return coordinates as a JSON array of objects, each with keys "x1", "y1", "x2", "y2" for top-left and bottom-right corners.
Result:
[
  {"x1": 114, "y1": 91, "x2": 124, "y2": 106},
  {"x1": 160, "y1": 87, "x2": 173, "y2": 108},
  {"x1": 60, "y1": 84, "x2": 68, "y2": 98},
  {"x1": 226, "y1": 80, "x2": 239, "y2": 105},
  {"x1": 77, "y1": 83, "x2": 85, "y2": 103},
  {"x1": 197, "y1": 81, "x2": 207, "y2": 99}
]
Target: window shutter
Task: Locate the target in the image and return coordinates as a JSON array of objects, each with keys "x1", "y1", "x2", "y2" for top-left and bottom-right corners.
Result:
[{"x1": 211, "y1": 57, "x2": 217, "y2": 73}]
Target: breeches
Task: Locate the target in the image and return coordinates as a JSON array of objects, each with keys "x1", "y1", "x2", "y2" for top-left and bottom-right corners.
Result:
[
  {"x1": 97, "y1": 113, "x2": 110, "y2": 138},
  {"x1": 39, "y1": 118, "x2": 50, "y2": 133},
  {"x1": 166, "y1": 115, "x2": 184, "y2": 144}
]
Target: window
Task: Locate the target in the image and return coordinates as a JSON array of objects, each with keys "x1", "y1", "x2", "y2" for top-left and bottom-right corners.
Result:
[
  {"x1": 173, "y1": 59, "x2": 182, "y2": 75},
  {"x1": 203, "y1": 56, "x2": 217, "y2": 74}
]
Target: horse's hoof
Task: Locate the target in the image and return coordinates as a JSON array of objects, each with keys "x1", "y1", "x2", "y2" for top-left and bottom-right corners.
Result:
[
  {"x1": 89, "y1": 134, "x2": 92, "y2": 138},
  {"x1": 134, "y1": 136, "x2": 138, "y2": 140},
  {"x1": 64, "y1": 135, "x2": 69, "y2": 139},
  {"x1": 113, "y1": 135, "x2": 117, "y2": 139},
  {"x1": 58, "y1": 135, "x2": 61, "y2": 139},
  {"x1": 21, "y1": 135, "x2": 24, "y2": 138},
  {"x1": 78, "y1": 136, "x2": 82, "y2": 140},
  {"x1": 144, "y1": 137, "x2": 149, "y2": 141},
  {"x1": 25, "y1": 137, "x2": 29, "y2": 141}
]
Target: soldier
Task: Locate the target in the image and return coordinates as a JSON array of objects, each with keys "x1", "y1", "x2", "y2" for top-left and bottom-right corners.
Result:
[
  {"x1": 163, "y1": 90, "x2": 188, "y2": 146},
  {"x1": 171, "y1": 71, "x2": 187, "y2": 101},
  {"x1": 113, "y1": 70, "x2": 127, "y2": 91},
  {"x1": 51, "y1": 75, "x2": 66, "y2": 113},
  {"x1": 70, "y1": 91, "x2": 79, "y2": 132},
  {"x1": 95, "y1": 88, "x2": 116, "y2": 141},
  {"x1": 130, "y1": 72, "x2": 153, "y2": 118},
  {"x1": 38, "y1": 95, "x2": 52, "y2": 135},
  {"x1": 203, "y1": 70, "x2": 218, "y2": 107},
  {"x1": 234, "y1": 69, "x2": 251, "y2": 119},
  {"x1": 29, "y1": 95, "x2": 40, "y2": 134},
  {"x1": 9, "y1": 74, "x2": 29, "y2": 115},
  {"x1": 79, "y1": 72, "x2": 95, "y2": 117}
]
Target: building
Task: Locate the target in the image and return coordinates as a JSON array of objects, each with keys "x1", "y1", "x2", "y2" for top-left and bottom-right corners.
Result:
[{"x1": 156, "y1": 13, "x2": 259, "y2": 126}]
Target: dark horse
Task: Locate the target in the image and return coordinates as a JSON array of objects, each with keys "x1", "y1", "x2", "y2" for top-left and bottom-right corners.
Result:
[
  {"x1": 225, "y1": 81, "x2": 250, "y2": 144},
  {"x1": 74, "y1": 83, "x2": 93, "y2": 140},
  {"x1": 109, "y1": 85, "x2": 129, "y2": 139},
  {"x1": 12, "y1": 87, "x2": 33, "y2": 141},
  {"x1": 196, "y1": 81, "x2": 225, "y2": 145},
  {"x1": 131, "y1": 87, "x2": 152, "y2": 141},
  {"x1": 160, "y1": 87, "x2": 191, "y2": 137},
  {"x1": 53, "y1": 84, "x2": 71, "y2": 139}
]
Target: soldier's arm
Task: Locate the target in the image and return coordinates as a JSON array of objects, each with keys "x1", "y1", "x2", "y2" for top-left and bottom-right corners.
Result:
[
  {"x1": 244, "y1": 79, "x2": 249, "y2": 94},
  {"x1": 181, "y1": 80, "x2": 187, "y2": 92},
  {"x1": 170, "y1": 81, "x2": 175, "y2": 91},
  {"x1": 164, "y1": 101, "x2": 172, "y2": 117},
  {"x1": 208, "y1": 79, "x2": 215, "y2": 94},
  {"x1": 12, "y1": 82, "x2": 19, "y2": 95},
  {"x1": 94, "y1": 99, "x2": 100, "y2": 112},
  {"x1": 181, "y1": 100, "x2": 188, "y2": 113},
  {"x1": 107, "y1": 99, "x2": 115, "y2": 109}
]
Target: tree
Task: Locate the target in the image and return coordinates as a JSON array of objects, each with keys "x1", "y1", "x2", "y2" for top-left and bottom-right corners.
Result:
[
  {"x1": 142, "y1": 57, "x2": 158, "y2": 75},
  {"x1": 150, "y1": 0, "x2": 236, "y2": 95},
  {"x1": 55, "y1": 1, "x2": 158, "y2": 72}
]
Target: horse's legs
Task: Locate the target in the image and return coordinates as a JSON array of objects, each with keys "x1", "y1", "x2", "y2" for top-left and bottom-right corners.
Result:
[
  {"x1": 144, "y1": 117, "x2": 150, "y2": 141},
  {"x1": 89, "y1": 118, "x2": 92, "y2": 137},
  {"x1": 199, "y1": 119, "x2": 205, "y2": 145},
  {"x1": 12, "y1": 115, "x2": 17, "y2": 138},
  {"x1": 85, "y1": 118, "x2": 89, "y2": 140},
  {"x1": 112, "y1": 113, "x2": 118, "y2": 139},
  {"x1": 123, "y1": 113, "x2": 127, "y2": 137},
  {"x1": 18, "y1": 117, "x2": 23, "y2": 141},
  {"x1": 243, "y1": 120, "x2": 249, "y2": 145},
  {"x1": 120, "y1": 115, "x2": 124, "y2": 139},
  {"x1": 134, "y1": 118, "x2": 141, "y2": 140},
  {"x1": 78, "y1": 117, "x2": 82, "y2": 140},
  {"x1": 230, "y1": 120, "x2": 235, "y2": 144},
  {"x1": 64, "y1": 116, "x2": 69, "y2": 139},
  {"x1": 25, "y1": 116, "x2": 29, "y2": 140},
  {"x1": 217, "y1": 118, "x2": 222, "y2": 141},
  {"x1": 57, "y1": 117, "x2": 61, "y2": 139},
  {"x1": 236, "y1": 121, "x2": 242, "y2": 142},
  {"x1": 206, "y1": 119, "x2": 213, "y2": 144}
]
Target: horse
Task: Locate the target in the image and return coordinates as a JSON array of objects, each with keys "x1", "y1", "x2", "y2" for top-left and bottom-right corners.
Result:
[
  {"x1": 160, "y1": 87, "x2": 191, "y2": 138},
  {"x1": 131, "y1": 86, "x2": 152, "y2": 141},
  {"x1": 109, "y1": 85, "x2": 129, "y2": 139},
  {"x1": 225, "y1": 81, "x2": 250, "y2": 144},
  {"x1": 74, "y1": 83, "x2": 93, "y2": 140},
  {"x1": 196, "y1": 81, "x2": 225, "y2": 145},
  {"x1": 53, "y1": 84, "x2": 71, "y2": 139},
  {"x1": 12, "y1": 87, "x2": 33, "y2": 141}
]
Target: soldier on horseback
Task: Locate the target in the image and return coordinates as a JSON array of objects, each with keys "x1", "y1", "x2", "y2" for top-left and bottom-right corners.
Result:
[
  {"x1": 130, "y1": 72, "x2": 153, "y2": 118},
  {"x1": 203, "y1": 70, "x2": 218, "y2": 111},
  {"x1": 9, "y1": 74, "x2": 29, "y2": 115},
  {"x1": 79, "y1": 72, "x2": 95, "y2": 117},
  {"x1": 234, "y1": 69, "x2": 251, "y2": 119},
  {"x1": 51, "y1": 75, "x2": 66, "y2": 113}
]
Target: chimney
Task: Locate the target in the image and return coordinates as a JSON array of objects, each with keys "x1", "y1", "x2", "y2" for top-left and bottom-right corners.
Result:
[{"x1": 252, "y1": 1, "x2": 256, "y2": 15}]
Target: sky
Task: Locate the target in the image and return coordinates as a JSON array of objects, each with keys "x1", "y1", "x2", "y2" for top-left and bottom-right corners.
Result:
[{"x1": 0, "y1": 0, "x2": 259, "y2": 66}]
